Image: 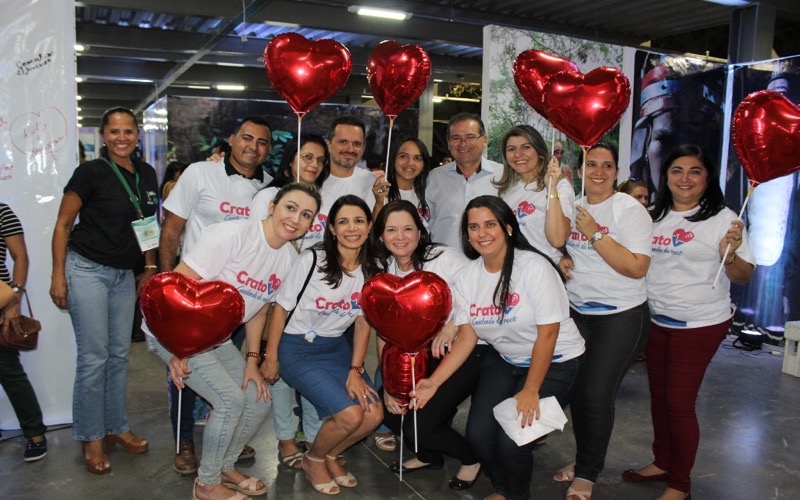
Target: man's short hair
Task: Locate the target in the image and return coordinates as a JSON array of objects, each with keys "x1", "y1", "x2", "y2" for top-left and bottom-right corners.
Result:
[
  {"x1": 233, "y1": 115, "x2": 272, "y2": 142},
  {"x1": 446, "y1": 112, "x2": 486, "y2": 138},
  {"x1": 327, "y1": 115, "x2": 366, "y2": 140}
]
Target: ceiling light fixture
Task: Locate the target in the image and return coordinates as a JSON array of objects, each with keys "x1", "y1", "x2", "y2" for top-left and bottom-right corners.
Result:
[
  {"x1": 187, "y1": 85, "x2": 212, "y2": 90},
  {"x1": 75, "y1": 76, "x2": 83, "y2": 82},
  {"x1": 76, "y1": 95, "x2": 82, "y2": 100},
  {"x1": 216, "y1": 84, "x2": 246, "y2": 91},
  {"x1": 348, "y1": 6, "x2": 410, "y2": 21},
  {"x1": 74, "y1": 44, "x2": 85, "y2": 52},
  {"x1": 217, "y1": 62, "x2": 246, "y2": 68},
  {"x1": 702, "y1": 0, "x2": 751, "y2": 6}
]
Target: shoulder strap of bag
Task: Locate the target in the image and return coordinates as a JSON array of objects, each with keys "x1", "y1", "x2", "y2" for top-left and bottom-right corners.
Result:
[
  {"x1": 21, "y1": 291, "x2": 34, "y2": 319},
  {"x1": 285, "y1": 249, "x2": 317, "y2": 325}
]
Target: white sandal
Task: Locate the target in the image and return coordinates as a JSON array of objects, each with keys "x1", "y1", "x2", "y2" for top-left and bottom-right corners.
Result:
[{"x1": 374, "y1": 434, "x2": 397, "y2": 452}]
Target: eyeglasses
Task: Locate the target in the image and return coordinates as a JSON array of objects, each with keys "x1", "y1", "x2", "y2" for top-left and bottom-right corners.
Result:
[
  {"x1": 448, "y1": 134, "x2": 485, "y2": 144},
  {"x1": 299, "y1": 152, "x2": 328, "y2": 166}
]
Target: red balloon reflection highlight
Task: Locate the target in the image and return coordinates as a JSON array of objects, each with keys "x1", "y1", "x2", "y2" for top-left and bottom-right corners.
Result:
[
  {"x1": 513, "y1": 50, "x2": 580, "y2": 118},
  {"x1": 361, "y1": 271, "x2": 452, "y2": 354},
  {"x1": 381, "y1": 344, "x2": 430, "y2": 406},
  {"x1": 264, "y1": 33, "x2": 352, "y2": 115},
  {"x1": 141, "y1": 272, "x2": 245, "y2": 359},
  {"x1": 542, "y1": 67, "x2": 631, "y2": 147},
  {"x1": 367, "y1": 41, "x2": 431, "y2": 118},
  {"x1": 733, "y1": 90, "x2": 800, "y2": 186}
]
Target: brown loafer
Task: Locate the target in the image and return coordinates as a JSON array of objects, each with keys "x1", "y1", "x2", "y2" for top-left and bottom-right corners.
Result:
[
  {"x1": 174, "y1": 440, "x2": 198, "y2": 475},
  {"x1": 237, "y1": 445, "x2": 256, "y2": 461},
  {"x1": 621, "y1": 468, "x2": 669, "y2": 483}
]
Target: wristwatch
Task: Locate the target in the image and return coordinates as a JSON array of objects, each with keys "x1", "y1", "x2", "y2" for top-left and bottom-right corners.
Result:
[
  {"x1": 589, "y1": 231, "x2": 604, "y2": 245},
  {"x1": 10, "y1": 283, "x2": 24, "y2": 294}
]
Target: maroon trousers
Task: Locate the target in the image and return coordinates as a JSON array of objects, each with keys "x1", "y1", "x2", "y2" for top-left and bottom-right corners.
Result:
[{"x1": 645, "y1": 319, "x2": 731, "y2": 493}]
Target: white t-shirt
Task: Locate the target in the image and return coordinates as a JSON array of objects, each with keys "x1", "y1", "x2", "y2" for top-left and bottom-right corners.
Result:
[
  {"x1": 301, "y1": 169, "x2": 377, "y2": 250},
  {"x1": 276, "y1": 248, "x2": 365, "y2": 339},
  {"x1": 501, "y1": 177, "x2": 575, "y2": 264},
  {"x1": 453, "y1": 251, "x2": 585, "y2": 365},
  {"x1": 647, "y1": 207, "x2": 755, "y2": 328},
  {"x1": 250, "y1": 186, "x2": 279, "y2": 221},
  {"x1": 181, "y1": 218, "x2": 297, "y2": 323},
  {"x1": 398, "y1": 189, "x2": 430, "y2": 227},
  {"x1": 565, "y1": 192, "x2": 652, "y2": 314},
  {"x1": 163, "y1": 161, "x2": 270, "y2": 252},
  {"x1": 426, "y1": 159, "x2": 501, "y2": 250}
]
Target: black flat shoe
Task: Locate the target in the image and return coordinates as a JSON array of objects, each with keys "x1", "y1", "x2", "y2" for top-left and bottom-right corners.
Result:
[
  {"x1": 448, "y1": 468, "x2": 482, "y2": 490},
  {"x1": 390, "y1": 460, "x2": 444, "y2": 474}
]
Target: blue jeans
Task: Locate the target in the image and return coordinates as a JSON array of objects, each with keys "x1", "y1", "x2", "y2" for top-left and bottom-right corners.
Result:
[
  {"x1": 466, "y1": 347, "x2": 584, "y2": 500},
  {"x1": 66, "y1": 250, "x2": 135, "y2": 441},
  {"x1": 153, "y1": 339, "x2": 270, "y2": 485},
  {"x1": 570, "y1": 302, "x2": 651, "y2": 483}
]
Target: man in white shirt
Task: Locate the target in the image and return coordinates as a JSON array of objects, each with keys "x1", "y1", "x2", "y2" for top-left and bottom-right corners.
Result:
[
  {"x1": 302, "y1": 115, "x2": 378, "y2": 248},
  {"x1": 157, "y1": 115, "x2": 272, "y2": 475},
  {"x1": 426, "y1": 112, "x2": 501, "y2": 250}
]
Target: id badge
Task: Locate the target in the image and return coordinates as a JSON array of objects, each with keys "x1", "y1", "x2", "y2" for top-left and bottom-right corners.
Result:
[{"x1": 131, "y1": 215, "x2": 160, "y2": 251}]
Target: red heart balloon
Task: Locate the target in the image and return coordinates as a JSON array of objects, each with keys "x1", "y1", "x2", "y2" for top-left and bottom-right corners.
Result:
[
  {"x1": 361, "y1": 271, "x2": 452, "y2": 353},
  {"x1": 264, "y1": 33, "x2": 352, "y2": 115},
  {"x1": 513, "y1": 50, "x2": 579, "y2": 118},
  {"x1": 367, "y1": 41, "x2": 431, "y2": 118},
  {"x1": 381, "y1": 344, "x2": 430, "y2": 406},
  {"x1": 733, "y1": 90, "x2": 800, "y2": 186},
  {"x1": 141, "y1": 273, "x2": 245, "y2": 359},
  {"x1": 542, "y1": 67, "x2": 631, "y2": 147}
]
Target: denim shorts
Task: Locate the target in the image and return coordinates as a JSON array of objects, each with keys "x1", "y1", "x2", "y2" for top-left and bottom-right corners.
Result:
[{"x1": 278, "y1": 333, "x2": 375, "y2": 418}]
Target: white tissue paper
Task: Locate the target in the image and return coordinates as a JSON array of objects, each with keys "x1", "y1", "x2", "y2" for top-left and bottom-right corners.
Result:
[{"x1": 492, "y1": 396, "x2": 568, "y2": 446}]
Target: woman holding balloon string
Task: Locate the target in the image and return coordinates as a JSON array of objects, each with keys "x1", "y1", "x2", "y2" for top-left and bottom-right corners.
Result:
[
  {"x1": 623, "y1": 145, "x2": 753, "y2": 500},
  {"x1": 372, "y1": 136, "x2": 432, "y2": 225},
  {"x1": 149, "y1": 182, "x2": 321, "y2": 500},
  {"x1": 411, "y1": 195, "x2": 585, "y2": 500},
  {"x1": 554, "y1": 143, "x2": 652, "y2": 500},
  {"x1": 369, "y1": 200, "x2": 483, "y2": 489},
  {"x1": 260, "y1": 195, "x2": 383, "y2": 496},
  {"x1": 494, "y1": 125, "x2": 574, "y2": 265}
]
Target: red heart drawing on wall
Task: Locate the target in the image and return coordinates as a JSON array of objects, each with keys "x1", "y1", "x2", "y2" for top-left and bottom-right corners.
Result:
[
  {"x1": 141, "y1": 273, "x2": 245, "y2": 359},
  {"x1": 264, "y1": 33, "x2": 352, "y2": 115},
  {"x1": 10, "y1": 107, "x2": 68, "y2": 158},
  {"x1": 361, "y1": 271, "x2": 452, "y2": 353},
  {"x1": 542, "y1": 67, "x2": 631, "y2": 147}
]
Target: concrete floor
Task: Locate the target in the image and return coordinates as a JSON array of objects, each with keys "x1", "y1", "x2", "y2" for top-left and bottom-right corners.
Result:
[{"x1": 1, "y1": 334, "x2": 799, "y2": 499}]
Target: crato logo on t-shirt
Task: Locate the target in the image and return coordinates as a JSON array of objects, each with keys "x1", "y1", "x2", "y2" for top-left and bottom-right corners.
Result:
[
  {"x1": 309, "y1": 213, "x2": 327, "y2": 234},
  {"x1": 470, "y1": 292, "x2": 519, "y2": 317},
  {"x1": 237, "y1": 271, "x2": 272, "y2": 293},
  {"x1": 220, "y1": 201, "x2": 250, "y2": 220},
  {"x1": 315, "y1": 291, "x2": 361, "y2": 311},
  {"x1": 268, "y1": 274, "x2": 282, "y2": 294},
  {"x1": 653, "y1": 228, "x2": 695, "y2": 249},
  {"x1": 516, "y1": 201, "x2": 535, "y2": 218}
]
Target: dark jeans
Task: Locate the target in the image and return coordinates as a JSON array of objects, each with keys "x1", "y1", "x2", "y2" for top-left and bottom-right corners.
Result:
[
  {"x1": 382, "y1": 344, "x2": 486, "y2": 466},
  {"x1": 169, "y1": 324, "x2": 247, "y2": 442},
  {"x1": 646, "y1": 319, "x2": 730, "y2": 494},
  {"x1": 0, "y1": 345, "x2": 46, "y2": 438},
  {"x1": 466, "y1": 347, "x2": 583, "y2": 500},
  {"x1": 570, "y1": 302, "x2": 650, "y2": 483}
]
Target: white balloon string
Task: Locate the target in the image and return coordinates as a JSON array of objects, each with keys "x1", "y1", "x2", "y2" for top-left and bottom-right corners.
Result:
[
  {"x1": 547, "y1": 127, "x2": 555, "y2": 210},
  {"x1": 384, "y1": 116, "x2": 395, "y2": 178},
  {"x1": 175, "y1": 388, "x2": 182, "y2": 454},
  {"x1": 399, "y1": 412, "x2": 404, "y2": 482},
  {"x1": 712, "y1": 184, "x2": 754, "y2": 288},
  {"x1": 296, "y1": 114, "x2": 302, "y2": 182},
  {"x1": 410, "y1": 353, "x2": 418, "y2": 453}
]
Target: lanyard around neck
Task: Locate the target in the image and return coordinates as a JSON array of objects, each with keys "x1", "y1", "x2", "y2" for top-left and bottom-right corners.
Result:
[{"x1": 102, "y1": 158, "x2": 144, "y2": 219}]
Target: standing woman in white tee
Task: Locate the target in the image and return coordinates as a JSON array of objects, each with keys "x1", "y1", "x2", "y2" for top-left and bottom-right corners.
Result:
[
  {"x1": 261, "y1": 195, "x2": 383, "y2": 496},
  {"x1": 494, "y1": 125, "x2": 574, "y2": 265},
  {"x1": 623, "y1": 145, "x2": 753, "y2": 500},
  {"x1": 372, "y1": 136, "x2": 432, "y2": 225},
  {"x1": 152, "y1": 182, "x2": 321, "y2": 500},
  {"x1": 412, "y1": 195, "x2": 586, "y2": 500},
  {"x1": 557, "y1": 143, "x2": 653, "y2": 500}
]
